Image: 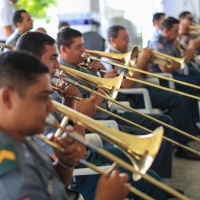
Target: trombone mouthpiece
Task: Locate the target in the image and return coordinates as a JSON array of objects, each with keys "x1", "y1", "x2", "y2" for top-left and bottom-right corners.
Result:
[
  {"x1": 45, "y1": 114, "x2": 61, "y2": 129},
  {"x1": 54, "y1": 72, "x2": 60, "y2": 78},
  {"x1": 81, "y1": 52, "x2": 90, "y2": 58}
]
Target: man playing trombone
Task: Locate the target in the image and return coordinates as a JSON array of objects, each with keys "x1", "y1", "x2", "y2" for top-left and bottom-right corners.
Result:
[
  {"x1": 149, "y1": 16, "x2": 200, "y2": 130},
  {"x1": 104, "y1": 25, "x2": 200, "y2": 161},
  {"x1": 0, "y1": 51, "x2": 130, "y2": 200},
  {"x1": 16, "y1": 31, "x2": 168, "y2": 200}
]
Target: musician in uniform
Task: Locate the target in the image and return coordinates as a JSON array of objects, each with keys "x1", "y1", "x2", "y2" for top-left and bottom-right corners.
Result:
[
  {"x1": 0, "y1": 51, "x2": 131, "y2": 200},
  {"x1": 104, "y1": 25, "x2": 200, "y2": 160},
  {"x1": 16, "y1": 31, "x2": 168, "y2": 200},
  {"x1": 149, "y1": 16, "x2": 200, "y2": 134}
]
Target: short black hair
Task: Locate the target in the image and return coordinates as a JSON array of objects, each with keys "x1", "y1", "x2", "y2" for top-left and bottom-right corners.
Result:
[
  {"x1": 13, "y1": 9, "x2": 27, "y2": 27},
  {"x1": 152, "y1": 12, "x2": 165, "y2": 25},
  {"x1": 16, "y1": 32, "x2": 55, "y2": 58},
  {"x1": 0, "y1": 51, "x2": 49, "y2": 97},
  {"x1": 161, "y1": 17, "x2": 180, "y2": 31},
  {"x1": 179, "y1": 11, "x2": 191, "y2": 19},
  {"x1": 58, "y1": 21, "x2": 70, "y2": 30},
  {"x1": 107, "y1": 25, "x2": 125, "y2": 41},
  {"x1": 56, "y1": 27, "x2": 82, "y2": 51}
]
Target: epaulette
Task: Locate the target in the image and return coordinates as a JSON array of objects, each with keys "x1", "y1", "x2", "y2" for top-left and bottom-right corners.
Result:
[{"x1": 0, "y1": 144, "x2": 19, "y2": 177}]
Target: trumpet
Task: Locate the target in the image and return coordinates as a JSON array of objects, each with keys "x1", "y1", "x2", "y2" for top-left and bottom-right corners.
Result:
[{"x1": 36, "y1": 101, "x2": 189, "y2": 200}]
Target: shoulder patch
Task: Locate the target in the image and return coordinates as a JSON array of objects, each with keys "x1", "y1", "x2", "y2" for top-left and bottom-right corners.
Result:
[
  {"x1": 0, "y1": 144, "x2": 19, "y2": 177},
  {"x1": 157, "y1": 43, "x2": 164, "y2": 50}
]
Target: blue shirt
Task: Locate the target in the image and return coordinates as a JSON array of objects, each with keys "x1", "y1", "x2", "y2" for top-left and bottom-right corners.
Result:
[{"x1": 149, "y1": 31, "x2": 182, "y2": 73}]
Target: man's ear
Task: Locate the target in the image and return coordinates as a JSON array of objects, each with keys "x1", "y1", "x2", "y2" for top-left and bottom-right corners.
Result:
[
  {"x1": 60, "y1": 45, "x2": 68, "y2": 55},
  {"x1": 0, "y1": 87, "x2": 13, "y2": 109},
  {"x1": 110, "y1": 37, "x2": 116, "y2": 45},
  {"x1": 162, "y1": 28, "x2": 168, "y2": 35}
]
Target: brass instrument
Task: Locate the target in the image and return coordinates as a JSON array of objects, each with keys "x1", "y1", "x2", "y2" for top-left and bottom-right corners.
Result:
[
  {"x1": 137, "y1": 46, "x2": 186, "y2": 69},
  {"x1": 189, "y1": 25, "x2": 200, "y2": 35},
  {"x1": 37, "y1": 117, "x2": 155, "y2": 200},
  {"x1": 57, "y1": 66, "x2": 124, "y2": 108},
  {"x1": 35, "y1": 101, "x2": 189, "y2": 200},
  {"x1": 85, "y1": 47, "x2": 186, "y2": 69},
  {"x1": 178, "y1": 41, "x2": 200, "y2": 70},
  {"x1": 56, "y1": 64, "x2": 200, "y2": 143},
  {"x1": 82, "y1": 49, "x2": 200, "y2": 96},
  {"x1": 0, "y1": 42, "x2": 15, "y2": 51},
  {"x1": 86, "y1": 47, "x2": 138, "y2": 66},
  {"x1": 53, "y1": 83, "x2": 200, "y2": 156}
]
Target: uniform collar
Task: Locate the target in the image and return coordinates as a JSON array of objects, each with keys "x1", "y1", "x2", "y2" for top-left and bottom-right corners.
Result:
[
  {"x1": 107, "y1": 44, "x2": 122, "y2": 54},
  {"x1": 58, "y1": 57, "x2": 79, "y2": 70}
]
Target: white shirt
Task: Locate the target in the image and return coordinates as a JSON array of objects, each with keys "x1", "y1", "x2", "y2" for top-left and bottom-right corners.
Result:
[{"x1": 0, "y1": 0, "x2": 15, "y2": 41}]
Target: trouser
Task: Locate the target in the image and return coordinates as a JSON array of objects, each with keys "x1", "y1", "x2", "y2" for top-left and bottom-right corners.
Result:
[
  {"x1": 118, "y1": 86, "x2": 196, "y2": 145},
  {"x1": 75, "y1": 147, "x2": 168, "y2": 200},
  {"x1": 93, "y1": 111, "x2": 173, "y2": 178},
  {"x1": 159, "y1": 72, "x2": 199, "y2": 123}
]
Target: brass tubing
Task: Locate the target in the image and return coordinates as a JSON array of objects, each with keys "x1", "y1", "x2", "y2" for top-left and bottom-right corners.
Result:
[
  {"x1": 58, "y1": 75, "x2": 200, "y2": 144},
  {"x1": 96, "y1": 106, "x2": 200, "y2": 156}
]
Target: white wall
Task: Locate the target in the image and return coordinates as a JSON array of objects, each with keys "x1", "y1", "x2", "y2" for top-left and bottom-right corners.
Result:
[
  {"x1": 56, "y1": 0, "x2": 100, "y2": 33},
  {"x1": 163, "y1": 0, "x2": 200, "y2": 22}
]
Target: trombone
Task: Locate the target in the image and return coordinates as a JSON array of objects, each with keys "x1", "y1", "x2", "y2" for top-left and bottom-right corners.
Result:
[
  {"x1": 54, "y1": 65, "x2": 200, "y2": 156},
  {"x1": 83, "y1": 49, "x2": 200, "y2": 101},
  {"x1": 36, "y1": 100, "x2": 190, "y2": 200},
  {"x1": 189, "y1": 25, "x2": 200, "y2": 35},
  {"x1": 85, "y1": 47, "x2": 186, "y2": 69},
  {"x1": 0, "y1": 42, "x2": 15, "y2": 51},
  {"x1": 53, "y1": 84, "x2": 200, "y2": 156}
]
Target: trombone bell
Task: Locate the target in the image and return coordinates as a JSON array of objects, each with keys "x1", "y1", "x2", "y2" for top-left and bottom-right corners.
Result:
[
  {"x1": 85, "y1": 46, "x2": 138, "y2": 67},
  {"x1": 59, "y1": 64, "x2": 124, "y2": 108},
  {"x1": 53, "y1": 100, "x2": 164, "y2": 181}
]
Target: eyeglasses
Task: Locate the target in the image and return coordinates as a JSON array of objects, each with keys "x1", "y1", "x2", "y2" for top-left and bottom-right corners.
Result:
[
  {"x1": 186, "y1": 17, "x2": 193, "y2": 21},
  {"x1": 119, "y1": 36, "x2": 132, "y2": 41}
]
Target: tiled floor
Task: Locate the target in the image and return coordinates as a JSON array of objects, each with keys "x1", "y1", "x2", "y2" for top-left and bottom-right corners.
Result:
[{"x1": 163, "y1": 154, "x2": 200, "y2": 200}]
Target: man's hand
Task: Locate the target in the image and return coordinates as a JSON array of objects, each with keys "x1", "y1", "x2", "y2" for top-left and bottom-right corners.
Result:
[
  {"x1": 52, "y1": 80, "x2": 78, "y2": 108},
  {"x1": 138, "y1": 48, "x2": 155, "y2": 65},
  {"x1": 103, "y1": 68, "x2": 118, "y2": 78},
  {"x1": 179, "y1": 23, "x2": 189, "y2": 35},
  {"x1": 87, "y1": 60, "x2": 105, "y2": 72},
  {"x1": 53, "y1": 129, "x2": 86, "y2": 168},
  {"x1": 76, "y1": 97, "x2": 97, "y2": 117},
  {"x1": 184, "y1": 49, "x2": 195, "y2": 62},
  {"x1": 95, "y1": 169, "x2": 129, "y2": 200}
]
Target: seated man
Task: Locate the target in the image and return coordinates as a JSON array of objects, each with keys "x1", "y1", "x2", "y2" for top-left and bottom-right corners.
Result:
[
  {"x1": 178, "y1": 11, "x2": 200, "y2": 77},
  {"x1": 16, "y1": 31, "x2": 168, "y2": 200},
  {"x1": 0, "y1": 51, "x2": 130, "y2": 200},
  {"x1": 54, "y1": 27, "x2": 174, "y2": 179},
  {"x1": 103, "y1": 25, "x2": 200, "y2": 160},
  {"x1": 149, "y1": 17, "x2": 200, "y2": 131}
]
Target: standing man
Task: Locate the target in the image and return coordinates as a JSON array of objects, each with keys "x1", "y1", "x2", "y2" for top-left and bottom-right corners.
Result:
[
  {"x1": 0, "y1": 0, "x2": 17, "y2": 43},
  {"x1": 5, "y1": 9, "x2": 33, "y2": 48}
]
